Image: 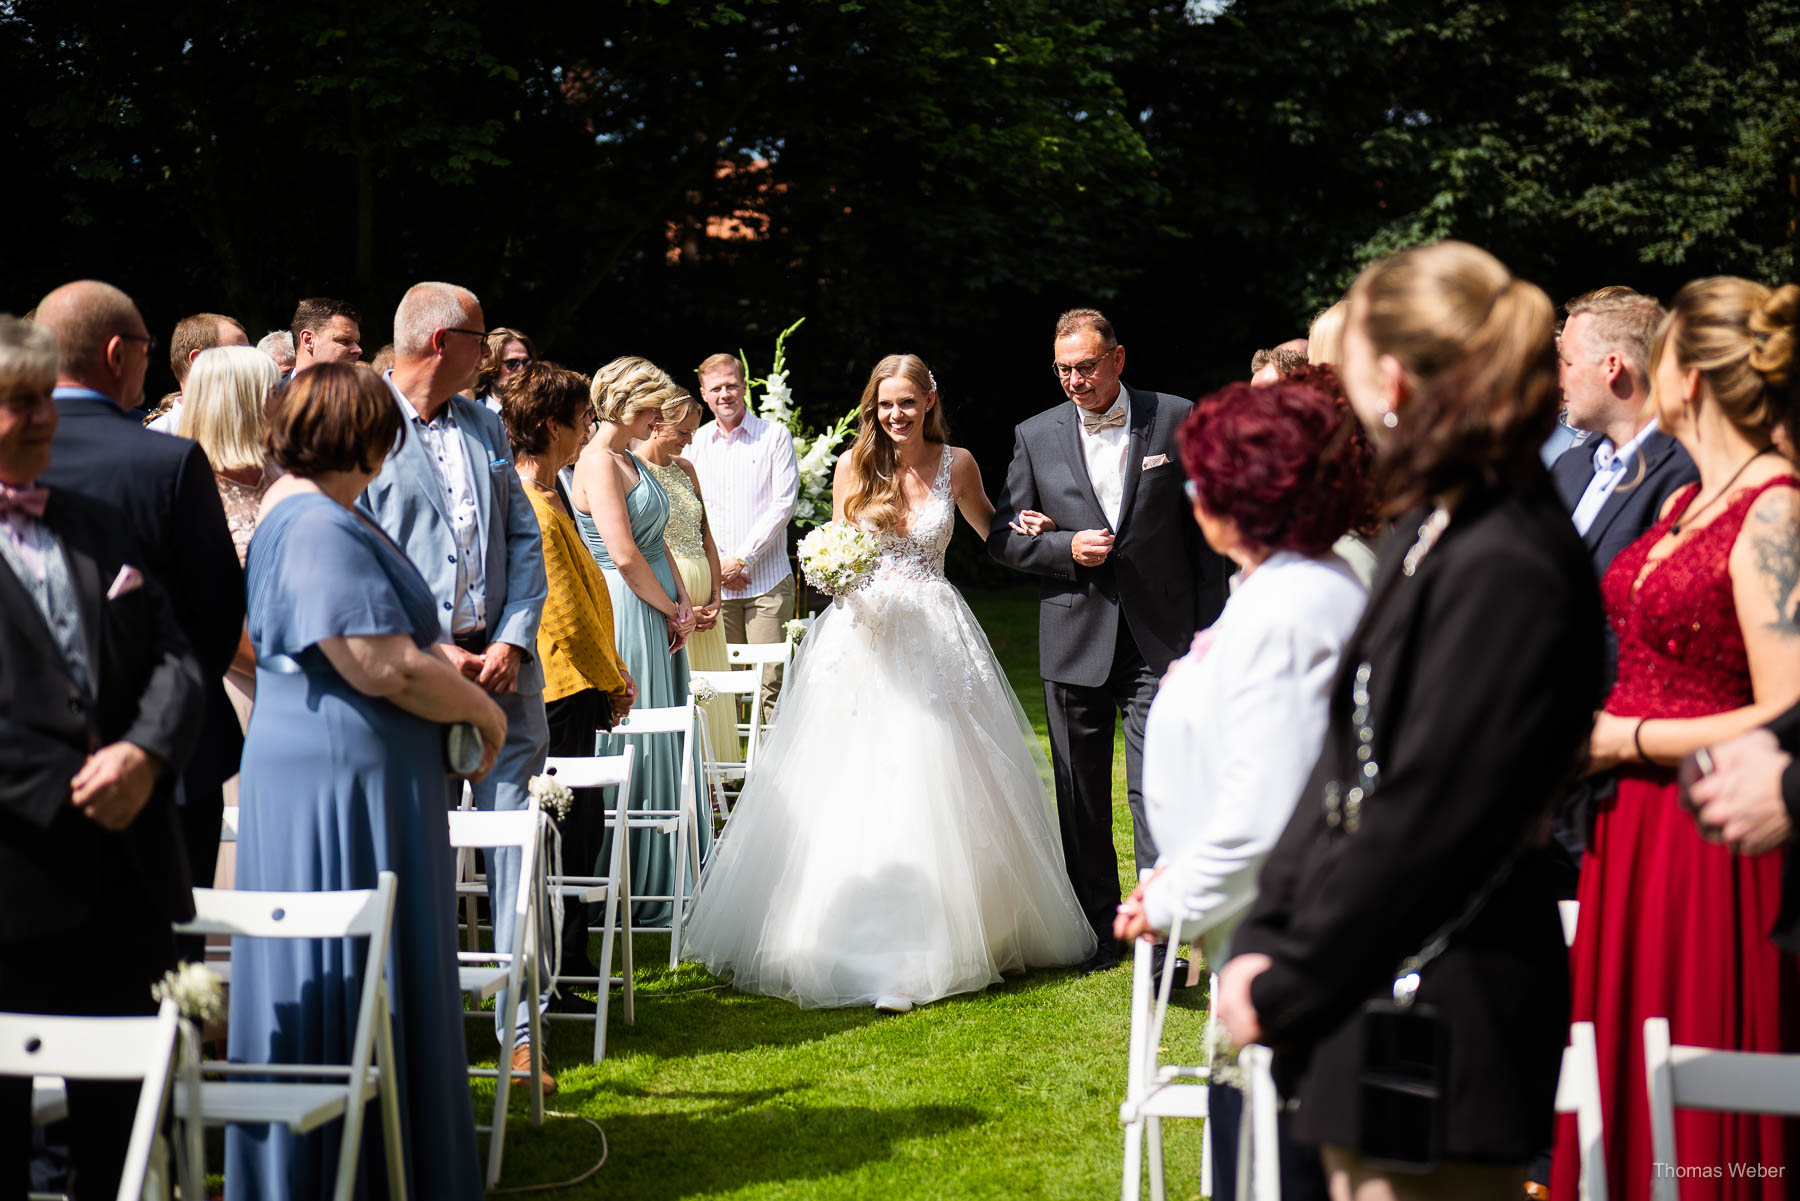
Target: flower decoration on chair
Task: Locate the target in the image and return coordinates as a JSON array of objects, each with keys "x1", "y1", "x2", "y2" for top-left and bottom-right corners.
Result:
[
  {"x1": 528, "y1": 773, "x2": 575, "y2": 821},
  {"x1": 783, "y1": 618, "x2": 809, "y2": 644},
  {"x1": 688, "y1": 677, "x2": 719, "y2": 703},
  {"x1": 797, "y1": 522, "x2": 880, "y2": 596},
  {"x1": 151, "y1": 961, "x2": 224, "y2": 1024},
  {"x1": 733, "y1": 317, "x2": 856, "y2": 531}
]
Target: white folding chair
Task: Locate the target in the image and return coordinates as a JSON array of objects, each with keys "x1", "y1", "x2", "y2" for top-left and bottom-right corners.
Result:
[
  {"x1": 608, "y1": 701, "x2": 706, "y2": 968},
  {"x1": 171, "y1": 875, "x2": 405, "y2": 1201},
  {"x1": 691, "y1": 667, "x2": 764, "y2": 823},
  {"x1": 4, "y1": 998, "x2": 182, "y2": 1201},
  {"x1": 446, "y1": 805, "x2": 546, "y2": 1188},
  {"x1": 726, "y1": 639, "x2": 793, "y2": 739},
  {"x1": 1551, "y1": 1021, "x2": 1608, "y2": 1201},
  {"x1": 540, "y1": 747, "x2": 637, "y2": 1061},
  {"x1": 1120, "y1": 920, "x2": 1213, "y2": 1201},
  {"x1": 1644, "y1": 1016, "x2": 1800, "y2": 1201}
]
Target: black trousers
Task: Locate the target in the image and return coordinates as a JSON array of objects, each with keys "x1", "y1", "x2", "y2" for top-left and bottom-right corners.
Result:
[
  {"x1": 1042, "y1": 622, "x2": 1159, "y2": 942},
  {"x1": 0, "y1": 908, "x2": 176, "y2": 1201},
  {"x1": 1207, "y1": 1081, "x2": 1330, "y2": 1201},
  {"x1": 544, "y1": 688, "x2": 613, "y2": 974}
]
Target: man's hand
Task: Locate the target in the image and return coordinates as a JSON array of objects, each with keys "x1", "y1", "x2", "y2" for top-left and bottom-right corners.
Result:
[
  {"x1": 70, "y1": 742, "x2": 163, "y2": 831},
  {"x1": 1071, "y1": 529, "x2": 1114, "y2": 567},
  {"x1": 441, "y1": 644, "x2": 484, "y2": 681},
  {"x1": 1216, "y1": 952, "x2": 1273, "y2": 1047},
  {"x1": 720, "y1": 556, "x2": 749, "y2": 589},
  {"x1": 1689, "y1": 728, "x2": 1797, "y2": 856},
  {"x1": 476, "y1": 642, "x2": 522, "y2": 695}
]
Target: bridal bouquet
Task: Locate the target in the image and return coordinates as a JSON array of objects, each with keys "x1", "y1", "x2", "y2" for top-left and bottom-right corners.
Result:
[
  {"x1": 735, "y1": 318, "x2": 857, "y2": 531},
  {"x1": 797, "y1": 522, "x2": 879, "y2": 596}
]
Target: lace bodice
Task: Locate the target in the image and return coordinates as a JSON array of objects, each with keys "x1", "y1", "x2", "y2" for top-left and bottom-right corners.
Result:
[
  {"x1": 867, "y1": 445, "x2": 956, "y2": 585},
  {"x1": 643, "y1": 460, "x2": 705, "y2": 560}
]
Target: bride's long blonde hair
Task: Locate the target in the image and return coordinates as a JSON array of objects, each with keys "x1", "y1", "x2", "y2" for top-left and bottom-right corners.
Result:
[{"x1": 841, "y1": 354, "x2": 951, "y2": 533}]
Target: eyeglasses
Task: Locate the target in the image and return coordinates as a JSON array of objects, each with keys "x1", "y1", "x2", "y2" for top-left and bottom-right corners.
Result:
[
  {"x1": 502, "y1": 357, "x2": 532, "y2": 371},
  {"x1": 443, "y1": 327, "x2": 490, "y2": 341},
  {"x1": 1051, "y1": 349, "x2": 1115, "y2": 381},
  {"x1": 118, "y1": 332, "x2": 159, "y2": 354}
]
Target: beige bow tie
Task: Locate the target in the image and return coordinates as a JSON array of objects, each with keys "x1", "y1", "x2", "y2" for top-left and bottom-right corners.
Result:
[{"x1": 1081, "y1": 407, "x2": 1127, "y2": 433}]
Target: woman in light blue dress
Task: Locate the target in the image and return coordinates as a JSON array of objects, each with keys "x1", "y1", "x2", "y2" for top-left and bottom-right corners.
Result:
[
  {"x1": 568, "y1": 357, "x2": 709, "y2": 924},
  {"x1": 227, "y1": 366, "x2": 504, "y2": 1200}
]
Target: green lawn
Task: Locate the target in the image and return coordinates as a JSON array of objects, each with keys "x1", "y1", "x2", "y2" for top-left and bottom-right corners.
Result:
[{"x1": 474, "y1": 587, "x2": 1207, "y2": 1199}]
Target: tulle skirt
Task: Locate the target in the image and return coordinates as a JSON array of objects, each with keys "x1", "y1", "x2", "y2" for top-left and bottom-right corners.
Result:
[{"x1": 681, "y1": 574, "x2": 1097, "y2": 1007}]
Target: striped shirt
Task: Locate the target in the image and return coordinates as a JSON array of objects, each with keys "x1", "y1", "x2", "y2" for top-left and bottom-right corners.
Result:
[{"x1": 685, "y1": 412, "x2": 799, "y2": 601}]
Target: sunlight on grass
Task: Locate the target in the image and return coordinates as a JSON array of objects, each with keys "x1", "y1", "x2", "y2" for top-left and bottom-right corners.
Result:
[{"x1": 471, "y1": 587, "x2": 1207, "y2": 1198}]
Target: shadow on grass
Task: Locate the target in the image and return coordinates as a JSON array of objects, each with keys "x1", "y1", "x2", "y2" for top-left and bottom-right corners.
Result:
[{"x1": 495, "y1": 1090, "x2": 986, "y2": 1199}]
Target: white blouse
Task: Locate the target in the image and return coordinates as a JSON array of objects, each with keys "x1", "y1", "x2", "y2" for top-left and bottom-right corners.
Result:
[{"x1": 1140, "y1": 550, "x2": 1369, "y2": 964}]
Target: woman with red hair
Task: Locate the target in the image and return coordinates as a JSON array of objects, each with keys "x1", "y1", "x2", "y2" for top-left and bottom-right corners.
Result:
[{"x1": 1114, "y1": 378, "x2": 1370, "y2": 1200}]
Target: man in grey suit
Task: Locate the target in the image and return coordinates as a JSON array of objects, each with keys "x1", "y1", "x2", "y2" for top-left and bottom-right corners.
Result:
[
  {"x1": 987, "y1": 309, "x2": 1227, "y2": 969},
  {"x1": 358, "y1": 281, "x2": 555, "y2": 1087}
]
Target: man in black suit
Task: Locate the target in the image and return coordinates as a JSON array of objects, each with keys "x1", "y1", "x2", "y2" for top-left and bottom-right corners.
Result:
[
  {"x1": 987, "y1": 309, "x2": 1227, "y2": 967},
  {"x1": 1550, "y1": 288, "x2": 1698, "y2": 575},
  {"x1": 33, "y1": 281, "x2": 244, "y2": 901},
  {"x1": 0, "y1": 315, "x2": 205, "y2": 1199}
]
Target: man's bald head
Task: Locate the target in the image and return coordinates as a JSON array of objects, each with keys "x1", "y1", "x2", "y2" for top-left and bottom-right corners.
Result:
[{"x1": 35, "y1": 280, "x2": 144, "y2": 376}]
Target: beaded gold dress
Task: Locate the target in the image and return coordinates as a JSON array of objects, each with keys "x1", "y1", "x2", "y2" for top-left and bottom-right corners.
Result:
[{"x1": 642, "y1": 459, "x2": 738, "y2": 762}]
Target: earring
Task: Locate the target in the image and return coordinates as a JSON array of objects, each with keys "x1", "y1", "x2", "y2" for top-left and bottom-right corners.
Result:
[{"x1": 1381, "y1": 410, "x2": 1399, "y2": 429}]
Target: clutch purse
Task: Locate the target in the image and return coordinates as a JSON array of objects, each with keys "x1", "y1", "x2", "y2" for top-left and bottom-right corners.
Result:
[{"x1": 444, "y1": 721, "x2": 484, "y2": 776}]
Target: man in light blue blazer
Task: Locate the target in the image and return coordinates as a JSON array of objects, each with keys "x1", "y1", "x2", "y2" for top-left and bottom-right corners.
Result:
[{"x1": 358, "y1": 281, "x2": 555, "y2": 1087}]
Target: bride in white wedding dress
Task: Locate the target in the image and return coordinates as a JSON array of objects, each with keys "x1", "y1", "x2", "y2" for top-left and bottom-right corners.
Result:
[{"x1": 682, "y1": 354, "x2": 1097, "y2": 1011}]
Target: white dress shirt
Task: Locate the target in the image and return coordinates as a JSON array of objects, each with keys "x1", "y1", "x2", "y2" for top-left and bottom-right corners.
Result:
[
  {"x1": 1570, "y1": 418, "x2": 1661, "y2": 536},
  {"x1": 686, "y1": 412, "x2": 800, "y2": 601},
  {"x1": 146, "y1": 399, "x2": 183, "y2": 435},
  {"x1": 1139, "y1": 551, "x2": 1368, "y2": 963},
  {"x1": 392, "y1": 385, "x2": 487, "y2": 635},
  {"x1": 1079, "y1": 394, "x2": 1130, "y2": 529}
]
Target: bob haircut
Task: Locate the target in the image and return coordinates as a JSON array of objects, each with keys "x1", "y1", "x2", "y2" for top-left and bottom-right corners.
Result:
[
  {"x1": 265, "y1": 362, "x2": 401, "y2": 476},
  {"x1": 180, "y1": 345, "x2": 278, "y2": 473},
  {"x1": 499, "y1": 361, "x2": 593, "y2": 459}
]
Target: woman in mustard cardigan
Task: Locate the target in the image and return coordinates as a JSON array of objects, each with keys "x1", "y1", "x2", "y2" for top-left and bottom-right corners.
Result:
[{"x1": 498, "y1": 361, "x2": 636, "y2": 994}]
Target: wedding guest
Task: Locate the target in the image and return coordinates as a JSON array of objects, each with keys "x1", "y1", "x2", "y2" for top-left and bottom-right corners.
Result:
[
  {"x1": 1553, "y1": 277, "x2": 1800, "y2": 1201},
  {"x1": 1217, "y1": 241, "x2": 1605, "y2": 1200},
  {"x1": 369, "y1": 342, "x2": 396, "y2": 374},
  {"x1": 686, "y1": 352, "x2": 798, "y2": 719},
  {"x1": 569, "y1": 357, "x2": 705, "y2": 924},
  {"x1": 359, "y1": 281, "x2": 553, "y2": 1089},
  {"x1": 255, "y1": 329, "x2": 295, "y2": 375},
  {"x1": 1307, "y1": 301, "x2": 1347, "y2": 366},
  {"x1": 35, "y1": 279, "x2": 245, "y2": 927},
  {"x1": 1115, "y1": 378, "x2": 1368, "y2": 1201},
  {"x1": 145, "y1": 312, "x2": 250, "y2": 432},
  {"x1": 477, "y1": 327, "x2": 536, "y2": 412},
  {"x1": 497, "y1": 360, "x2": 635, "y2": 995},
  {"x1": 288, "y1": 297, "x2": 363, "y2": 377},
  {"x1": 1249, "y1": 340, "x2": 1308, "y2": 385},
  {"x1": 1689, "y1": 718, "x2": 1800, "y2": 950},
  {"x1": 227, "y1": 363, "x2": 497, "y2": 1199},
  {"x1": 633, "y1": 386, "x2": 737, "y2": 765},
  {"x1": 0, "y1": 315, "x2": 204, "y2": 1201}
]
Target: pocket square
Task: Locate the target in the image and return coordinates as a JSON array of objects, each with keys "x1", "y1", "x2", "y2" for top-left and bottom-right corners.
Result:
[
  {"x1": 1141, "y1": 454, "x2": 1170, "y2": 470},
  {"x1": 106, "y1": 564, "x2": 144, "y2": 600}
]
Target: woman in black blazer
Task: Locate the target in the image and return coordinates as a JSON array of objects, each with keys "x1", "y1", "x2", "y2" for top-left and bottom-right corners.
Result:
[{"x1": 1216, "y1": 241, "x2": 1607, "y2": 1200}]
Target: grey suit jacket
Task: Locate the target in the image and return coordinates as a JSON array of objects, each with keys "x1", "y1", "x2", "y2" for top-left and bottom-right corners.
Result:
[
  {"x1": 986, "y1": 382, "x2": 1227, "y2": 687},
  {"x1": 359, "y1": 390, "x2": 548, "y2": 694}
]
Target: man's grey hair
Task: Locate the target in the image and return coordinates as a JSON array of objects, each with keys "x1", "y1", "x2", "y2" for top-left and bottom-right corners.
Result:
[
  {"x1": 257, "y1": 329, "x2": 295, "y2": 365},
  {"x1": 1565, "y1": 288, "x2": 1666, "y2": 383},
  {"x1": 393, "y1": 282, "x2": 481, "y2": 360},
  {"x1": 0, "y1": 315, "x2": 59, "y2": 393}
]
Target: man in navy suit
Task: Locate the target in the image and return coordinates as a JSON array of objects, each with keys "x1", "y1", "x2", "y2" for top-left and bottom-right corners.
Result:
[
  {"x1": 987, "y1": 309, "x2": 1228, "y2": 969},
  {"x1": 33, "y1": 281, "x2": 245, "y2": 904},
  {"x1": 1550, "y1": 288, "x2": 1698, "y2": 576}
]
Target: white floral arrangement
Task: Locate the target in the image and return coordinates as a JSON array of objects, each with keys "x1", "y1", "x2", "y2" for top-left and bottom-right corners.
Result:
[
  {"x1": 151, "y1": 961, "x2": 224, "y2": 1023},
  {"x1": 688, "y1": 677, "x2": 719, "y2": 703},
  {"x1": 783, "y1": 618, "x2": 809, "y2": 644},
  {"x1": 529, "y1": 773, "x2": 575, "y2": 821},
  {"x1": 736, "y1": 317, "x2": 857, "y2": 531},
  {"x1": 797, "y1": 522, "x2": 880, "y2": 596}
]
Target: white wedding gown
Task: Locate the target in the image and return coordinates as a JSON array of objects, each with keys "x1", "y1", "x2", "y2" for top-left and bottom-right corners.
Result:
[{"x1": 682, "y1": 446, "x2": 1098, "y2": 1007}]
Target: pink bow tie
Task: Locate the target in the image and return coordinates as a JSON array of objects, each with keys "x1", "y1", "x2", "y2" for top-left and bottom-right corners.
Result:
[
  {"x1": 1081, "y1": 407, "x2": 1127, "y2": 433},
  {"x1": 0, "y1": 484, "x2": 48, "y2": 520}
]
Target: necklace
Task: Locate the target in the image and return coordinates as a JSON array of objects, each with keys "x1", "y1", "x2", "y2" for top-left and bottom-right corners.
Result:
[
  {"x1": 517, "y1": 474, "x2": 558, "y2": 495},
  {"x1": 1670, "y1": 446, "x2": 1773, "y2": 535}
]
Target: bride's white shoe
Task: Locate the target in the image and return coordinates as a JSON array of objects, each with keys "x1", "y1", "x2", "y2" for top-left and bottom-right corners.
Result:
[{"x1": 874, "y1": 995, "x2": 914, "y2": 1014}]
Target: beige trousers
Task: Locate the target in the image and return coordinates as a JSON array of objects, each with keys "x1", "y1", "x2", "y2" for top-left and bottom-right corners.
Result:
[{"x1": 719, "y1": 574, "x2": 796, "y2": 720}]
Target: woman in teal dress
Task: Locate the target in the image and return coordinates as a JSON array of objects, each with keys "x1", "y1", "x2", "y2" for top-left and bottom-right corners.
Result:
[
  {"x1": 568, "y1": 356, "x2": 708, "y2": 924},
  {"x1": 227, "y1": 366, "x2": 506, "y2": 1200}
]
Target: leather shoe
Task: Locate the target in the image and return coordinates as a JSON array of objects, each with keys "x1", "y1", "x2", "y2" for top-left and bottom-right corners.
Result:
[
  {"x1": 1152, "y1": 954, "x2": 1196, "y2": 991},
  {"x1": 548, "y1": 989, "x2": 597, "y2": 1015},
  {"x1": 510, "y1": 1043, "x2": 556, "y2": 1095},
  {"x1": 1078, "y1": 945, "x2": 1121, "y2": 975}
]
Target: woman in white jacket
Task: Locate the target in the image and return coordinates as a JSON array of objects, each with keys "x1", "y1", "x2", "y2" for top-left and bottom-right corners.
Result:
[{"x1": 1115, "y1": 374, "x2": 1370, "y2": 1201}]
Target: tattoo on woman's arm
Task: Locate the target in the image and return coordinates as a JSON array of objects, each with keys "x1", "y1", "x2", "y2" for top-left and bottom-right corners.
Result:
[{"x1": 1752, "y1": 504, "x2": 1800, "y2": 635}]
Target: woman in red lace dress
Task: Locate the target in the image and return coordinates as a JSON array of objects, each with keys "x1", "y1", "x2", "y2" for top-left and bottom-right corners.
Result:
[{"x1": 1554, "y1": 278, "x2": 1800, "y2": 1200}]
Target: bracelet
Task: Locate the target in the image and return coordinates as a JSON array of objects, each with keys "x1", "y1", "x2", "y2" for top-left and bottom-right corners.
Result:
[{"x1": 1633, "y1": 718, "x2": 1651, "y2": 764}]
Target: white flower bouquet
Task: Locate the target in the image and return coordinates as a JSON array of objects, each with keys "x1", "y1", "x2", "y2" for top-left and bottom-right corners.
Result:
[
  {"x1": 783, "y1": 618, "x2": 809, "y2": 643},
  {"x1": 688, "y1": 677, "x2": 719, "y2": 703},
  {"x1": 529, "y1": 772, "x2": 575, "y2": 821},
  {"x1": 151, "y1": 961, "x2": 224, "y2": 1023},
  {"x1": 797, "y1": 522, "x2": 880, "y2": 596}
]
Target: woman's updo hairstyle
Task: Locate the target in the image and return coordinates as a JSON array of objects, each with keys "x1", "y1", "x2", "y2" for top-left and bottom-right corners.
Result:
[
  {"x1": 1350, "y1": 241, "x2": 1558, "y2": 515},
  {"x1": 591, "y1": 356, "x2": 680, "y2": 427},
  {"x1": 1657, "y1": 277, "x2": 1800, "y2": 448}
]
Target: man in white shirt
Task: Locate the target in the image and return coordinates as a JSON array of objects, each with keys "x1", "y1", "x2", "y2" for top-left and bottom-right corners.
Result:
[{"x1": 686, "y1": 353, "x2": 799, "y2": 717}]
